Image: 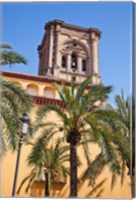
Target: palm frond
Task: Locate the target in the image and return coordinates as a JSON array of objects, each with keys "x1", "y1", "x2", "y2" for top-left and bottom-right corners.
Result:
[
  {"x1": 61, "y1": 165, "x2": 70, "y2": 177},
  {"x1": 51, "y1": 82, "x2": 66, "y2": 102},
  {"x1": 115, "y1": 90, "x2": 130, "y2": 136},
  {"x1": 0, "y1": 50, "x2": 28, "y2": 66},
  {"x1": 71, "y1": 76, "x2": 76, "y2": 97},
  {"x1": 27, "y1": 128, "x2": 56, "y2": 166},
  {"x1": 80, "y1": 133, "x2": 91, "y2": 165},
  {"x1": 0, "y1": 43, "x2": 12, "y2": 49},
  {"x1": 2, "y1": 78, "x2": 33, "y2": 111},
  {"x1": 36, "y1": 104, "x2": 67, "y2": 125},
  {"x1": 1, "y1": 106, "x2": 19, "y2": 151},
  {"x1": 98, "y1": 130, "x2": 122, "y2": 178},
  {"x1": 1, "y1": 78, "x2": 33, "y2": 155},
  {"x1": 0, "y1": 128, "x2": 7, "y2": 157},
  {"x1": 84, "y1": 85, "x2": 112, "y2": 108},
  {"x1": 76, "y1": 77, "x2": 92, "y2": 101}
]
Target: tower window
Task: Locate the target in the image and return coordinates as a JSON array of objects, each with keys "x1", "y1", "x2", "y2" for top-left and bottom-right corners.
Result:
[
  {"x1": 71, "y1": 53, "x2": 77, "y2": 71},
  {"x1": 82, "y1": 59, "x2": 86, "y2": 72},
  {"x1": 61, "y1": 55, "x2": 67, "y2": 68}
]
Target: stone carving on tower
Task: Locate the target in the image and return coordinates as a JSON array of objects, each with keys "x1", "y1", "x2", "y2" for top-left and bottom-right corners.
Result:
[{"x1": 38, "y1": 19, "x2": 102, "y2": 84}]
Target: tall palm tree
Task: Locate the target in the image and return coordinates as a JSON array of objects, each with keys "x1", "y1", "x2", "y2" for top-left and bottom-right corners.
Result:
[
  {"x1": 114, "y1": 91, "x2": 135, "y2": 196},
  {"x1": 0, "y1": 43, "x2": 33, "y2": 156},
  {"x1": 0, "y1": 43, "x2": 27, "y2": 66},
  {"x1": 17, "y1": 131, "x2": 70, "y2": 197},
  {"x1": 35, "y1": 77, "x2": 129, "y2": 197}
]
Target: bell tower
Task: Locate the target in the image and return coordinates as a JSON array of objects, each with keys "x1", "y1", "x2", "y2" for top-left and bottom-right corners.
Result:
[{"x1": 38, "y1": 19, "x2": 102, "y2": 84}]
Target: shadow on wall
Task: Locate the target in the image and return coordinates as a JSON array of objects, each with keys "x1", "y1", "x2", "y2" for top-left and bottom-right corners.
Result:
[
  {"x1": 30, "y1": 181, "x2": 66, "y2": 197},
  {"x1": 59, "y1": 178, "x2": 107, "y2": 198}
]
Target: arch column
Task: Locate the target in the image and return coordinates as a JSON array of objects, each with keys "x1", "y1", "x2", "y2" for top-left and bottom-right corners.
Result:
[
  {"x1": 77, "y1": 56, "x2": 82, "y2": 73},
  {"x1": 55, "y1": 28, "x2": 61, "y2": 67},
  {"x1": 67, "y1": 54, "x2": 71, "y2": 72},
  {"x1": 54, "y1": 25, "x2": 62, "y2": 77},
  {"x1": 48, "y1": 25, "x2": 54, "y2": 74},
  {"x1": 90, "y1": 32, "x2": 100, "y2": 84},
  {"x1": 91, "y1": 35, "x2": 99, "y2": 74}
]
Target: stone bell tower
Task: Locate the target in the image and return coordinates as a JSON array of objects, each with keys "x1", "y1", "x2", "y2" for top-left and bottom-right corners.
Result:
[{"x1": 38, "y1": 19, "x2": 101, "y2": 84}]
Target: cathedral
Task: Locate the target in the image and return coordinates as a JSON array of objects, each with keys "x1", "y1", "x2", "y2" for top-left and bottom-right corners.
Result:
[{"x1": 1, "y1": 20, "x2": 131, "y2": 198}]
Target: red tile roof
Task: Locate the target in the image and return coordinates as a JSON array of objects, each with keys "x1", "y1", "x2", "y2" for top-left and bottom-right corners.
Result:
[{"x1": 1, "y1": 71, "x2": 71, "y2": 86}]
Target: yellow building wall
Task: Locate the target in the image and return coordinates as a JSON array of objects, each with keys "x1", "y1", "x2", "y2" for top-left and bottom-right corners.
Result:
[{"x1": 1, "y1": 73, "x2": 132, "y2": 198}]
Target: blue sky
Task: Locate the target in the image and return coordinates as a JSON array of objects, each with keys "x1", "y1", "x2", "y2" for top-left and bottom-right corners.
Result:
[{"x1": 2, "y1": 2, "x2": 133, "y2": 105}]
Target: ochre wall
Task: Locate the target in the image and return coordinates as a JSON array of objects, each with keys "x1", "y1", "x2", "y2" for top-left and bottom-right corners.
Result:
[{"x1": 1, "y1": 73, "x2": 131, "y2": 198}]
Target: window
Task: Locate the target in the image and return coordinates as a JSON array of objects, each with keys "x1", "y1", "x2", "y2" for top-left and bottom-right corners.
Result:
[
  {"x1": 61, "y1": 55, "x2": 67, "y2": 68},
  {"x1": 71, "y1": 53, "x2": 77, "y2": 71},
  {"x1": 82, "y1": 59, "x2": 86, "y2": 72},
  {"x1": 26, "y1": 84, "x2": 38, "y2": 96},
  {"x1": 13, "y1": 82, "x2": 21, "y2": 86},
  {"x1": 44, "y1": 88, "x2": 55, "y2": 98}
]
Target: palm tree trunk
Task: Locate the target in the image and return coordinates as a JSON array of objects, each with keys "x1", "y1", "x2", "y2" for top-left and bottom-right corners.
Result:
[
  {"x1": 131, "y1": 160, "x2": 135, "y2": 197},
  {"x1": 44, "y1": 170, "x2": 49, "y2": 197},
  {"x1": 131, "y1": 174, "x2": 135, "y2": 197},
  {"x1": 127, "y1": 158, "x2": 135, "y2": 197},
  {"x1": 70, "y1": 143, "x2": 77, "y2": 197}
]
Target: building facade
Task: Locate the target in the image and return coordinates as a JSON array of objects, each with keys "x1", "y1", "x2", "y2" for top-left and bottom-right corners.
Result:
[{"x1": 1, "y1": 20, "x2": 131, "y2": 198}]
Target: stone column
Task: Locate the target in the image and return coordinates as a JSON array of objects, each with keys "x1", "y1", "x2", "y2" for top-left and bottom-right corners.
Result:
[
  {"x1": 90, "y1": 32, "x2": 100, "y2": 84},
  {"x1": 55, "y1": 27, "x2": 61, "y2": 67},
  {"x1": 48, "y1": 25, "x2": 54, "y2": 69},
  {"x1": 67, "y1": 54, "x2": 71, "y2": 72},
  {"x1": 77, "y1": 56, "x2": 82, "y2": 73},
  {"x1": 66, "y1": 54, "x2": 71, "y2": 81},
  {"x1": 54, "y1": 25, "x2": 62, "y2": 77},
  {"x1": 91, "y1": 32, "x2": 99, "y2": 74}
]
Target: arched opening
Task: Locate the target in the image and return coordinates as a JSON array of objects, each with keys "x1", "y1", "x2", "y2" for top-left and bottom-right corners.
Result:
[
  {"x1": 61, "y1": 55, "x2": 67, "y2": 68},
  {"x1": 82, "y1": 59, "x2": 86, "y2": 72},
  {"x1": 62, "y1": 39, "x2": 89, "y2": 57},
  {"x1": 26, "y1": 84, "x2": 39, "y2": 96},
  {"x1": 71, "y1": 53, "x2": 77, "y2": 71},
  {"x1": 13, "y1": 81, "x2": 21, "y2": 86},
  {"x1": 44, "y1": 87, "x2": 55, "y2": 98}
]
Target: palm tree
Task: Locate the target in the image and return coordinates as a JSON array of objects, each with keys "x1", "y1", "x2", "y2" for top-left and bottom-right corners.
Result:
[
  {"x1": 114, "y1": 91, "x2": 135, "y2": 196},
  {"x1": 1, "y1": 78, "x2": 33, "y2": 156},
  {"x1": 35, "y1": 77, "x2": 129, "y2": 197},
  {"x1": 17, "y1": 131, "x2": 70, "y2": 197},
  {"x1": 0, "y1": 43, "x2": 27, "y2": 66},
  {"x1": 0, "y1": 43, "x2": 33, "y2": 156}
]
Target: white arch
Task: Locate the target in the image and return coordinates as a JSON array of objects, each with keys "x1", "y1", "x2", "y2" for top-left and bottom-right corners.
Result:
[
  {"x1": 62, "y1": 39, "x2": 89, "y2": 57},
  {"x1": 26, "y1": 83, "x2": 39, "y2": 96}
]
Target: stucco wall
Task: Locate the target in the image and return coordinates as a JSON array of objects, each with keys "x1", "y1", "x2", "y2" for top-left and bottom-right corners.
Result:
[{"x1": 1, "y1": 73, "x2": 131, "y2": 198}]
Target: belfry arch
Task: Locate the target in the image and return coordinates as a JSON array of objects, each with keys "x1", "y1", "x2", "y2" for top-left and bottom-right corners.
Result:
[
  {"x1": 60, "y1": 39, "x2": 90, "y2": 75},
  {"x1": 62, "y1": 39, "x2": 90, "y2": 56}
]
